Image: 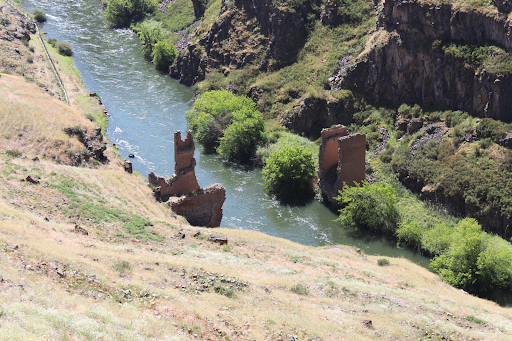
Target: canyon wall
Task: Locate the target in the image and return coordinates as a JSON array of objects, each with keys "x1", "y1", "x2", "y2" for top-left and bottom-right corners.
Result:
[
  {"x1": 171, "y1": 0, "x2": 321, "y2": 86},
  {"x1": 335, "y1": 0, "x2": 512, "y2": 122}
]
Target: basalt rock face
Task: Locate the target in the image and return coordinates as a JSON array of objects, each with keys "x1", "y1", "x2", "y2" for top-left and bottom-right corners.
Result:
[
  {"x1": 280, "y1": 95, "x2": 360, "y2": 138},
  {"x1": 335, "y1": 0, "x2": 512, "y2": 122},
  {"x1": 171, "y1": 0, "x2": 321, "y2": 86}
]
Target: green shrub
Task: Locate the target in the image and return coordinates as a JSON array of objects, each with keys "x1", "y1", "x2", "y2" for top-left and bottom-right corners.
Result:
[
  {"x1": 133, "y1": 21, "x2": 165, "y2": 60},
  {"x1": 443, "y1": 110, "x2": 469, "y2": 127},
  {"x1": 152, "y1": 41, "x2": 177, "y2": 71},
  {"x1": 187, "y1": 90, "x2": 265, "y2": 159},
  {"x1": 47, "y1": 37, "x2": 58, "y2": 47},
  {"x1": 31, "y1": 7, "x2": 47, "y2": 22},
  {"x1": 104, "y1": 0, "x2": 157, "y2": 28},
  {"x1": 6, "y1": 150, "x2": 22, "y2": 158},
  {"x1": 26, "y1": 56, "x2": 34, "y2": 64},
  {"x1": 430, "y1": 219, "x2": 512, "y2": 293},
  {"x1": 465, "y1": 316, "x2": 486, "y2": 324},
  {"x1": 113, "y1": 260, "x2": 131, "y2": 272},
  {"x1": 262, "y1": 145, "x2": 316, "y2": 200},
  {"x1": 290, "y1": 284, "x2": 308, "y2": 296},
  {"x1": 396, "y1": 221, "x2": 423, "y2": 249},
  {"x1": 56, "y1": 41, "x2": 73, "y2": 56},
  {"x1": 443, "y1": 42, "x2": 512, "y2": 75},
  {"x1": 217, "y1": 109, "x2": 266, "y2": 162},
  {"x1": 422, "y1": 223, "x2": 454, "y2": 255},
  {"x1": 377, "y1": 258, "x2": 390, "y2": 266},
  {"x1": 336, "y1": 181, "x2": 399, "y2": 235},
  {"x1": 476, "y1": 118, "x2": 509, "y2": 143}
]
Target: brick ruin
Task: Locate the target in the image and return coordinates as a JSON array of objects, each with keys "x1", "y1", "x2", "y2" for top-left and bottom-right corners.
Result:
[
  {"x1": 318, "y1": 125, "x2": 366, "y2": 206},
  {"x1": 149, "y1": 130, "x2": 226, "y2": 227}
]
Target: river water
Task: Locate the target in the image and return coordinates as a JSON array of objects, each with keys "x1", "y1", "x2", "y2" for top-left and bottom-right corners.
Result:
[{"x1": 21, "y1": 0, "x2": 431, "y2": 266}]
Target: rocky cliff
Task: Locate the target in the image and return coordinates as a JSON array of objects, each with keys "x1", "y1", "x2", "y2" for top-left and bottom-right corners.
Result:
[
  {"x1": 171, "y1": 0, "x2": 321, "y2": 86},
  {"x1": 335, "y1": 0, "x2": 512, "y2": 122}
]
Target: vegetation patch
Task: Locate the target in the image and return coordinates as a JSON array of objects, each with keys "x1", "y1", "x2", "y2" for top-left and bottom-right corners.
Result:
[
  {"x1": 442, "y1": 41, "x2": 512, "y2": 74},
  {"x1": 186, "y1": 90, "x2": 266, "y2": 162},
  {"x1": 262, "y1": 145, "x2": 316, "y2": 201},
  {"x1": 49, "y1": 175, "x2": 162, "y2": 241},
  {"x1": 290, "y1": 283, "x2": 309, "y2": 296}
]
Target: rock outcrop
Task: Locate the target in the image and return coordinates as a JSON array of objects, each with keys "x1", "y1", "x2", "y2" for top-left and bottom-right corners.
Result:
[
  {"x1": 0, "y1": 4, "x2": 36, "y2": 42},
  {"x1": 149, "y1": 130, "x2": 226, "y2": 227},
  {"x1": 318, "y1": 125, "x2": 366, "y2": 206},
  {"x1": 335, "y1": 0, "x2": 512, "y2": 122},
  {"x1": 171, "y1": 0, "x2": 321, "y2": 85}
]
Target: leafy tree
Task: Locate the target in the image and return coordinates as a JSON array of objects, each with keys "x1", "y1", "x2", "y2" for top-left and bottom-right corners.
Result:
[
  {"x1": 134, "y1": 21, "x2": 165, "y2": 59},
  {"x1": 262, "y1": 145, "x2": 316, "y2": 200},
  {"x1": 336, "y1": 181, "x2": 399, "y2": 235},
  {"x1": 152, "y1": 41, "x2": 176, "y2": 71},
  {"x1": 430, "y1": 218, "x2": 512, "y2": 293}
]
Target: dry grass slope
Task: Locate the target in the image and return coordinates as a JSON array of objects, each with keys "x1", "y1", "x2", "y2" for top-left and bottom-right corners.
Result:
[{"x1": 1, "y1": 1, "x2": 512, "y2": 338}]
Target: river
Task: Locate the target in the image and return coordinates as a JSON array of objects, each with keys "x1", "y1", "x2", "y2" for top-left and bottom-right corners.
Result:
[{"x1": 21, "y1": 0, "x2": 432, "y2": 267}]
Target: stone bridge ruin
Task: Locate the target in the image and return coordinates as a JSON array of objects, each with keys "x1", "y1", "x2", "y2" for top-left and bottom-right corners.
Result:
[
  {"x1": 318, "y1": 125, "x2": 366, "y2": 206},
  {"x1": 149, "y1": 131, "x2": 226, "y2": 227}
]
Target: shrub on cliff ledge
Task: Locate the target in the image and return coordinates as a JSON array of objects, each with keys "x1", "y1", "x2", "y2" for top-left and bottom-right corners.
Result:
[{"x1": 262, "y1": 145, "x2": 315, "y2": 201}]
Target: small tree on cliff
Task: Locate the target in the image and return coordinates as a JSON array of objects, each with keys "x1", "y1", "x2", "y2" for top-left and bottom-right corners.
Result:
[{"x1": 262, "y1": 145, "x2": 316, "y2": 201}]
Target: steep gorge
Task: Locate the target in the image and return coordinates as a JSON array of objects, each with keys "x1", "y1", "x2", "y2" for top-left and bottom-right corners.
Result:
[
  {"x1": 337, "y1": 0, "x2": 512, "y2": 123},
  {"x1": 172, "y1": 0, "x2": 512, "y2": 126}
]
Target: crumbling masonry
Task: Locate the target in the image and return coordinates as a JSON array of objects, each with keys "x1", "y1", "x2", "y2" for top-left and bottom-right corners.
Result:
[
  {"x1": 318, "y1": 125, "x2": 366, "y2": 206},
  {"x1": 149, "y1": 131, "x2": 226, "y2": 227}
]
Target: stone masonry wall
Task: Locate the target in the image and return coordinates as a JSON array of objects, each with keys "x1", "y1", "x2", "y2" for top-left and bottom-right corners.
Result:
[
  {"x1": 318, "y1": 125, "x2": 366, "y2": 206},
  {"x1": 148, "y1": 131, "x2": 200, "y2": 199},
  {"x1": 169, "y1": 184, "x2": 226, "y2": 227},
  {"x1": 149, "y1": 130, "x2": 226, "y2": 227}
]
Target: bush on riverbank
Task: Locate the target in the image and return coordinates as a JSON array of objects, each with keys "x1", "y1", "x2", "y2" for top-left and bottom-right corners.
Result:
[
  {"x1": 104, "y1": 0, "x2": 157, "y2": 28},
  {"x1": 430, "y1": 219, "x2": 512, "y2": 293},
  {"x1": 186, "y1": 90, "x2": 266, "y2": 162},
  {"x1": 262, "y1": 145, "x2": 316, "y2": 201},
  {"x1": 56, "y1": 41, "x2": 73, "y2": 57},
  {"x1": 336, "y1": 181, "x2": 399, "y2": 235},
  {"x1": 31, "y1": 7, "x2": 46, "y2": 22},
  {"x1": 152, "y1": 40, "x2": 176, "y2": 71},
  {"x1": 336, "y1": 180, "x2": 512, "y2": 295}
]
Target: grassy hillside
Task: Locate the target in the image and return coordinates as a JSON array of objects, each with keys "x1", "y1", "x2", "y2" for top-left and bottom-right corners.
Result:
[
  {"x1": 0, "y1": 39, "x2": 511, "y2": 341},
  {"x1": 1, "y1": 1, "x2": 512, "y2": 339}
]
